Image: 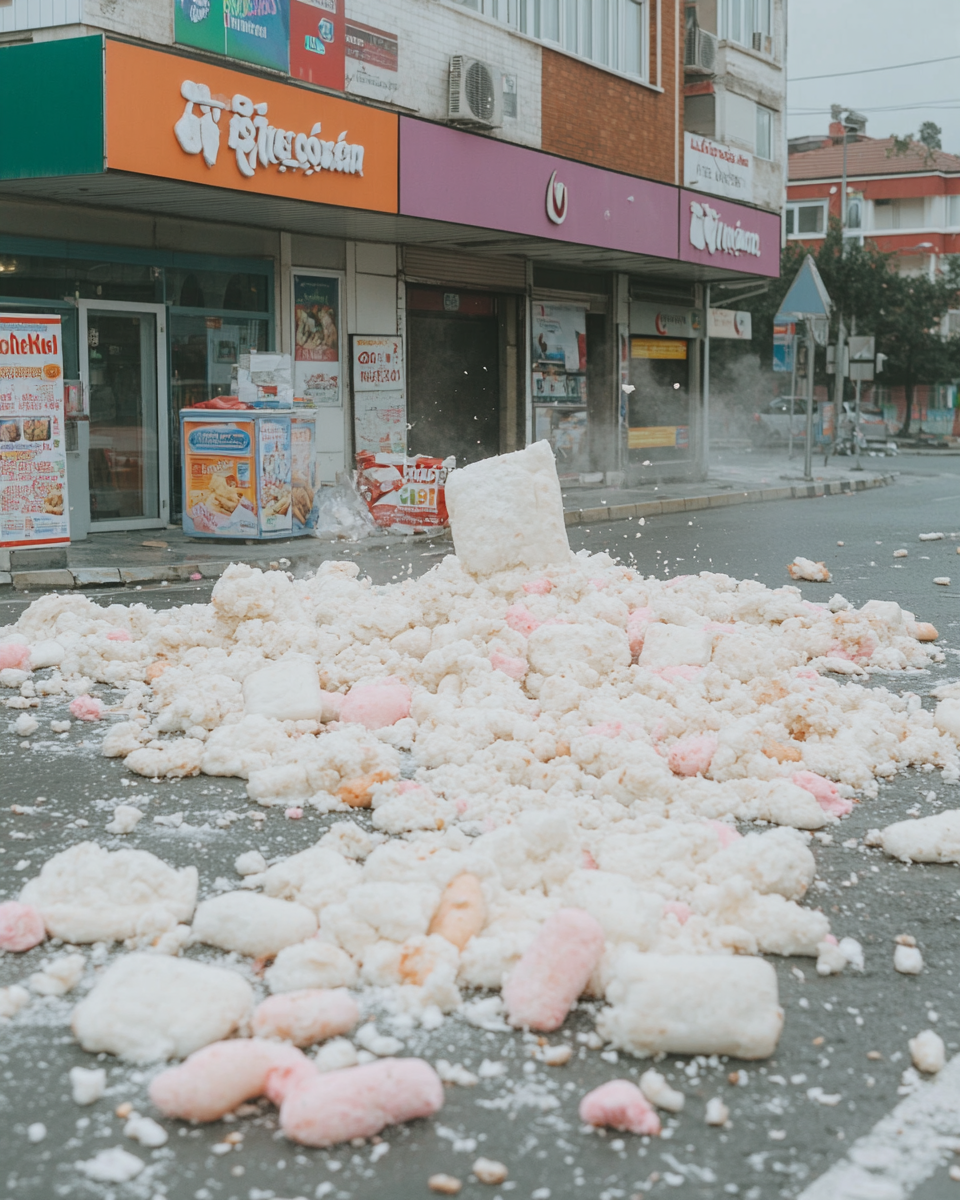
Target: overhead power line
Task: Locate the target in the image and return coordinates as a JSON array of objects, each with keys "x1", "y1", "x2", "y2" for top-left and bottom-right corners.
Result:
[{"x1": 789, "y1": 53, "x2": 960, "y2": 83}]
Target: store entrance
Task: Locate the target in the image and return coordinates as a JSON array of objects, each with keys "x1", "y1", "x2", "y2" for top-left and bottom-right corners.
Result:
[
  {"x1": 79, "y1": 301, "x2": 169, "y2": 529},
  {"x1": 406, "y1": 288, "x2": 500, "y2": 466}
]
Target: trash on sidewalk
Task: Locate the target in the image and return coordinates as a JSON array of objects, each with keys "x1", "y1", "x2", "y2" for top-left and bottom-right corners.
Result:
[
  {"x1": 356, "y1": 452, "x2": 455, "y2": 533},
  {"x1": 312, "y1": 473, "x2": 377, "y2": 541}
]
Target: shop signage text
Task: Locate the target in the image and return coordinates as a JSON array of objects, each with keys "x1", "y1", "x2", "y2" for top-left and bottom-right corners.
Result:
[
  {"x1": 707, "y1": 309, "x2": 752, "y2": 340},
  {"x1": 689, "y1": 200, "x2": 761, "y2": 258},
  {"x1": 0, "y1": 332, "x2": 60, "y2": 358},
  {"x1": 630, "y1": 303, "x2": 701, "y2": 339},
  {"x1": 175, "y1": 79, "x2": 365, "y2": 178},
  {"x1": 546, "y1": 170, "x2": 567, "y2": 225},
  {"x1": 683, "y1": 133, "x2": 753, "y2": 203}
]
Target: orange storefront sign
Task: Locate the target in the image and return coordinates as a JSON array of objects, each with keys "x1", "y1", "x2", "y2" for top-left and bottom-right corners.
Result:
[{"x1": 104, "y1": 41, "x2": 398, "y2": 214}]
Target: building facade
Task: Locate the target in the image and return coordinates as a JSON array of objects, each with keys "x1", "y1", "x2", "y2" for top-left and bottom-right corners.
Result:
[
  {"x1": 0, "y1": 0, "x2": 780, "y2": 540},
  {"x1": 787, "y1": 121, "x2": 960, "y2": 287}
]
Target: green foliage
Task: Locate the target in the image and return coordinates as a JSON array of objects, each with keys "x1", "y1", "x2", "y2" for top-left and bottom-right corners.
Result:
[
  {"x1": 919, "y1": 122, "x2": 943, "y2": 151},
  {"x1": 711, "y1": 222, "x2": 960, "y2": 433}
]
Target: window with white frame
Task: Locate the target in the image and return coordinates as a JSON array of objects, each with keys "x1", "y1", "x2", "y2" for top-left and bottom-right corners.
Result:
[
  {"x1": 755, "y1": 104, "x2": 774, "y2": 160},
  {"x1": 785, "y1": 200, "x2": 828, "y2": 237},
  {"x1": 449, "y1": 0, "x2": 649, "y2": 81},
  {"x1": 947, "y1": 195, "x2": 960, "y2": 227},
  {"x1": 719, "y1": 0, "x2": 774, "y2": 53}
]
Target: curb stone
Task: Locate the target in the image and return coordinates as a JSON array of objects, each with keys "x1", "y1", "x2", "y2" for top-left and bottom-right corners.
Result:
[
  {"x1": 1, "y1": 474, "x2": 895, "y2": 591},
  {"x1": 562, "y1": 472, "x2": 896, "y2": 527}
]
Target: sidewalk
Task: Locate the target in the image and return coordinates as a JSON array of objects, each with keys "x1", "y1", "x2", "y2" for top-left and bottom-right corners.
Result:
[{"x1": 0, "y1": 448, "x2": 896, "y2": 591}]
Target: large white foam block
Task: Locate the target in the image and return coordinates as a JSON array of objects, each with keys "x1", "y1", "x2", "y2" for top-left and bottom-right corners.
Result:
[
  {"x1": 597, "y1": 952, "x2": 783, "y2": 1059},
  {"x1": 243, "y1": 658, "x2": 324, "y2": 723},
  {"x1": 445, "y1": 441, "x2": 571, "y2": 576}
]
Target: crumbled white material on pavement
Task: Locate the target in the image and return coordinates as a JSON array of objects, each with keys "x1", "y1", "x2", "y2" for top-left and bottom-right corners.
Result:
[
  {"x1": 894, "y1": 944, "x2": 924, "y2": 974},
  {"x1": 639, "y1": 1068, "x2": 685, "y2": 1111},
  {"x1": 788, "y1": 558, "x2": 831, "y2": 582},
  {"x1": 69, "y1": 1066, "x2": 106, "y2": 1105},
  {"x1": 910, "y1": 1029, "x2": 946, "y2": 1074},
  {"x1": 3, "y1": 440, "x2": 960, "y2": 1174}
]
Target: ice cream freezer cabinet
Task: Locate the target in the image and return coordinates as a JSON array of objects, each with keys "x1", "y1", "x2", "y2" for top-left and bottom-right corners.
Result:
[{"x1": 179, "y1": 409, "x2": 317, "y2": 540}]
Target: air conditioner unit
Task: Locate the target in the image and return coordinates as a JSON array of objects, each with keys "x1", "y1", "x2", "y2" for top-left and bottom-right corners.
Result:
[
  {"x1": 684, "y1": 28, "x2": 718, "y2": 74},
  {"x1": 751, "y1": 31, "x2": 773, "y2": 55},
  {"x1": 448, "y1": 56, "x2": 503, "y2": 128}
]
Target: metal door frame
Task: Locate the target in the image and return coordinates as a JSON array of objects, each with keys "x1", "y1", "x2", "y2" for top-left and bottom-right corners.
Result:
[{"x1": 78, "y1": 299, "x2": 169, "y2": 531}]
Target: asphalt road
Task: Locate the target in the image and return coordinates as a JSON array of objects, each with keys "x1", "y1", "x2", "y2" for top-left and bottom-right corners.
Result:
[{"x1": 3, "y1": 452, "x2": 960, "y2": 1200}]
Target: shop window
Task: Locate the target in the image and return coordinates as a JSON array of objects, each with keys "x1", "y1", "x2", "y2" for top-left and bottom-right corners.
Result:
[
  {"x1": 0, "y1": 256, "x2": 160, "y2": 304},
  {"x1": 179, "y1": 274, "x2": 206, "y2": 307},
  {"x1": 165, "y1": 268, "x2": 270, "y2": 313}
]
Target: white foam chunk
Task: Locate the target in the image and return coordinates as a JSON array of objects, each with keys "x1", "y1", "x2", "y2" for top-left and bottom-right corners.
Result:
[
  {"x1": 265, "y1": 939, "x2": 359, "y2": 993},
  {"x1": 19, "y1": 842, "x2": 197, "y2": 943},
  {"x1": 597, "y1": 951, "x2": 783, "y2": 1059},
  {"x1": 191, "y1": 891, "x2": 318, "y2": 958},
  {"x1": 70, "y1": 1066, "x2": 107, "y2": 1105},
  {"x1": 935, "y1": 699, "x2": 960, "y2": 741},
  {"x1": 445, "y1": 440, "x2": 571, "y2": 576},
  {"x1": 880, "y1": 811, "x2": 960, "y2": 863},
  {"x1": 638, "y1": 624, "x2": 713, "y2": 669},
  {"x1": 71, "y1": 953, "x2": 253, "y2": 1063},
  {"x1": 242, "y1": 656, "x2": 324, "y2": 722}
]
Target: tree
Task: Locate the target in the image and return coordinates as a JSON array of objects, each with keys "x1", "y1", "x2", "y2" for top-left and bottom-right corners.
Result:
[
  {"x1": 877, "y1": 256, "x2": 960, "y2": 434},
  {"x1": 710, "y1": 223, "x2": 960, "y2": 435},
  {"x1": 919, "y1": 122, "x2": 943, "y2": 151}
]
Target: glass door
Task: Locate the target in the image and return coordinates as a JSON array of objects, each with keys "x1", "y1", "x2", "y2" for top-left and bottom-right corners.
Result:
[{"x1": 79, "y1": 301, "x2": 169, "y2": 529}]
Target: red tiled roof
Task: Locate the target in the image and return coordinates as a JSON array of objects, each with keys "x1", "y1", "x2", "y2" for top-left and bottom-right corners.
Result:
[{"x1": 789, "y1": 136, "x2": 960, "y2": 180}]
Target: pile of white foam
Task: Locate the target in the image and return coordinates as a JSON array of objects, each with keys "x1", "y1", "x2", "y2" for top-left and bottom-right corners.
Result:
[{"x1": 3, "y1": 440, "x2": 959, "y2": 1064}]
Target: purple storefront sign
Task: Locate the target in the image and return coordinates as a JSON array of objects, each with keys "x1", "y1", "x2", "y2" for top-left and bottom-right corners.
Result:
[
  {"x1": 399, "y1": 117, "x2": 678, "y2": 261},
  {"x1": 679, "y1": 189, "x2": 780, "y2": 277},
  {"x1": 399, "y1": 119, "x2": 780, "y2": 278}
]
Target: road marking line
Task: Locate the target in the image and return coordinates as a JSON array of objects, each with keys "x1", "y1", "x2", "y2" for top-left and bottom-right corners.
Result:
[{"x1": 797, "y1": 1055, "x2": 960, "y2": 1200}]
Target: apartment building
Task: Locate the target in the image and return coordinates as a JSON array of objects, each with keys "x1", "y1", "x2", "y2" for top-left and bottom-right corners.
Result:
[
  {"x1": 787, "y1": 120, "x2": 960, "y2": 288},
  {"x1": 0, "y1": 0, "x2": 781, "y2": 540},
  {"x1": 682, "y1": 0, "x2": 787, "y2": 216}
]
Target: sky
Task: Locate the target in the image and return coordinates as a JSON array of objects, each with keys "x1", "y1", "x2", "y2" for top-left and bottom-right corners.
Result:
[{"x1": 787, "y1": 0, "x2": 960, "y2": 156}]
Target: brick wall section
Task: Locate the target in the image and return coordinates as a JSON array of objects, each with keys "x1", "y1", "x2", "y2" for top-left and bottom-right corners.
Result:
[{"x1": 540, "y1": 7, "x2": 680, "y2": 183}]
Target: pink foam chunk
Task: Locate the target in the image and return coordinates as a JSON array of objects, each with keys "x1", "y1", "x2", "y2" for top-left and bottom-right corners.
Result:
[
  {"x1": 0, "y1": 643, "x2": 30, "y2": 670},
  {"x1": 502, "y1": 908, "x2": 605, "y2": 1032},
  {"x1": 626, "y1": 608, "x2": 654, "y2": 658},
  {"x1": 792, "y1": 770, "x2": 852, "y2": 817},
  {"x1": 663, "y1": 901, "x2": 691, "y2": 925},
  {"x1": 340, "y1": 679, "x2": 411, "y2": 730},
  {"x1": 522, "y1": 578, "x2": 553, "y2": 595},
  {"x1": 581, "y1": 849, "x2": 599, "y2": 871},
  {"x1": 149, "y1": 1039, "x2": 316, "y2": 1123},
  {"x1": 667, "y1": 735, "x2": 718, "y2": 778},
  {"x1": 824, "y1": 934, "x2": 838, "y2": 946},
  {"x1": 579, "y1": 1080, "x2": 662, "y2": 1136},
  {"x1": 590, "y1": 578, "x2": 610, "y2": 591},
  {"x1": 587, "y1": 721, "x2": 624, "y2": 739},
  {"x1": 279, "y1": 1059, "x2": 444, "y2": 1147},
  {"x1": 69, "y1": 694, "x2": 104, "y2": 722},
  {"x1": 285, "y1": 807, "x2": 304, "y2": 820},
  {"x1": 252, "y1": 989, "x2": 359, "y2": 1049},
  {"x1": 0, "y1": 901, "x2": 46, "y2": 951},
  {"x1": 490, "y1": 650, "x2": 528, "y2": 680},
  {"x1": 703, "y1": 820, "x2": 742, "y2": 849},
  {"x1": 652, "y1": 665, "x2": 703, "y2": 683},
  {"x1": 106, "y1": 629, "x2": 131, "y2": 642},
  {"x1": 505, "y1": 605, "x2": 541, "y2": 637}
]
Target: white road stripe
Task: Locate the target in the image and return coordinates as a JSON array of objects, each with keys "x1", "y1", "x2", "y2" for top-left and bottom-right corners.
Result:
[{"x1": 797, "y1": 1055, "x2": 960, "y2": 1200}]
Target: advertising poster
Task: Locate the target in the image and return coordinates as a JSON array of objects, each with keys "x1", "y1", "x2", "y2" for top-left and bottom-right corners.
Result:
[
  {"x1": 181, "y1": 416, "x2": 258, "y2": 538},
  {"x1": 773, "y1": 321, "x2": 796, "y2": 373},
  {"x1": 290, "y1": 0, "x2": 344, "y2": 88},
  {"x1": 351, "y1": 335, "x2": 406, "y2": 456},
  {"x1": 175, "y1": 0, "x2": 290, "y2": 73},
  {"x1": 293, "y1": 273, "x2": 341, "y2": 406},
  {"x1": 256, "y1": 416, "x2": 293, "y2": 536},
  {"x1": 345, "y1": 19, "x2": 400, "y2": 103},
  {"x1": 532, "y1": 304, "x2": 586, "y2": 371},
  {"x1": 290, "y1": 413, "x2": 318, "y2": 531},
  {"x1": 0, "y1": 315, "x2": 69, "y2": 549}
]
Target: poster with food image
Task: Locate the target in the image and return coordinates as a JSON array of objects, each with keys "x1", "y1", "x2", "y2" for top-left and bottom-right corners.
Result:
[
  {"x1": 181, "y1": 417, "x2": 258, "y2": 538},
  {"x1": 0, "y1": 314, "x2": 69, "y2": 548},
  {"x1": 293, "y1": 273, "x2": 341, "y2": 405},
  {"x1": 290, "y1": 413, "x2": 317, "y2": 531},
  {"x1": 256, "y1": 416, "x2": 293, "y2": 536}
]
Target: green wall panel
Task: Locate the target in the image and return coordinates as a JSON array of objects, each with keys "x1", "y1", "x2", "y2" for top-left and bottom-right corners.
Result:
[{"x1": 0, "y1": 37, "x2": 104, "y2": 179}]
